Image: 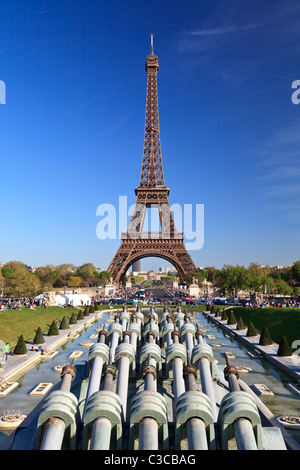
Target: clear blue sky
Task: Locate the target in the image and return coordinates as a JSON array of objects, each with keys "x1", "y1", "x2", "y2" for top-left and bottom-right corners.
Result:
[{"x1": 0, "y1": 0, "x2": 300, "y2": 272}]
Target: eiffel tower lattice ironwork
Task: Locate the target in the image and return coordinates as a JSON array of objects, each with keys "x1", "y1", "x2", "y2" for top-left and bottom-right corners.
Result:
[{"x1": 107, "y1": 35, "x2": 197, "y2": 283}]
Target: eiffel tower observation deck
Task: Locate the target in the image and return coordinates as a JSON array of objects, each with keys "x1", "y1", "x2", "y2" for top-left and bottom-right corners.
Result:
[{"x1": 107, "y1": 35, "x2": 197, "y2": 284}]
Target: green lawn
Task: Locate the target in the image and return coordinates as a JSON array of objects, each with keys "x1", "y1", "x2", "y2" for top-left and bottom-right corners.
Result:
[
  {"x1": 0, "y1": 304, "x2": 129, "y2": 349},
  {"x1": 167, "y1": 304, "x2": 300, "y2": 348},
  {"x1": 0, "y1": 306, "x2": 83, "y2": 348},
  {"x1": 214, "y1": 306, "x2": 300, "y2": 348},
  {"x1": 2, "y1": 304, "x2": 299, "y2": 352}
]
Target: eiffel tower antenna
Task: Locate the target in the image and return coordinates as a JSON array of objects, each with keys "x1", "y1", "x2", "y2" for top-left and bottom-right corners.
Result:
[{"x1": 107, "y1": 38, "x2": 197, "y2": 284}]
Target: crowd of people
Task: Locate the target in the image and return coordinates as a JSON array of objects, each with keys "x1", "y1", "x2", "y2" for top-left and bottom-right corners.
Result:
[
  {"x1": 1, "y1": 297, "x2": 34, "y2": 310},
  {"x1": 262, "y1": 298, "x2": 300, "y2": 308},
  {"x1": 0, "y1": 297, "x2": 48, "y2": 311}
]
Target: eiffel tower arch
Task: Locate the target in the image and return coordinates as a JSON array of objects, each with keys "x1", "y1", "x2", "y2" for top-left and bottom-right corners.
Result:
[
  {"x1": 107, "y1": 35, "x2": 197, "y2": 284},
  {"x1": 108, "y1": 234, "x2": 195, "y2": 284}
]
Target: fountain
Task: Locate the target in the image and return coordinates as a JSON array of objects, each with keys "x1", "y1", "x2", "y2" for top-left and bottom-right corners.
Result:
[{"x1": 0, "y1": 308, "x2": 299, "y2": 450}]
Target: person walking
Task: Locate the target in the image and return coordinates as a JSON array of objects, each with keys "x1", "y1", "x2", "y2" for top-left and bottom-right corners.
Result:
[{"x1": 4, "y1": 343, "x2": 9, "y2": 361}]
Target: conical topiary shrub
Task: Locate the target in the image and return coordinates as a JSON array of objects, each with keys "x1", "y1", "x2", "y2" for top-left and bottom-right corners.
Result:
[
  {"x1": 89, "y1": 304, "x2": 95, "y2": 314},
  {"x1": 277, "y1": 336, "x2": 292, "y2": 357},
  {"x1": 246, "y1": 321, "x2": 257, "y2": 337},
  {"x1": 60, "y1": 316, "x2": 69, "y2": 329},
  {"x1": 84, "y1": 306, "x2": 89, "y2": 316},
  {"x1": 259, "y1": 326, "x2": 273, "y2": 346},
  {"x1": 77, "y1": 310, "x2": 85, "y2": 320},
  {"x1": 33, "y1": 327, "x2": 45, "y2": 344},
  {"x1": 221, "y1": 310, "x2": 228, "y2": 321},
  {"x1": 69, "y1": 312, "x2": 77, "y2": 324},
  {"x1": 94, "y1": 302, "x2": 99, "y2": 311},
  {"x1": 206, "y1": 303, "x2": 210, "y2": 311},
  {"x1": 14, "y1": 335, "x2": 28, "y2": 355},
  {"x1": 48, "y1": 320, "x2": 59, "y2": 336},
  {"x1": 236, "y1": 316, "x2": 246, "y2": 330},
  {"x1": 227, "y1": 310, "x2": 237, "y2": 325},
  {"x1": 215, "y1": 307, "x2": 220, "y2": 317}
]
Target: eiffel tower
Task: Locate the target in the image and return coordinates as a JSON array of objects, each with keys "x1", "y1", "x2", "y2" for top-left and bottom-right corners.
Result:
[{"x1": 107, "y1": 35, "x2": 197, "y2": 283}]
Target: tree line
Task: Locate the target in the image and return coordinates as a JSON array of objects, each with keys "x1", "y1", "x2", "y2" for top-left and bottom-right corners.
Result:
[
  {"x1": 0, "y1": 261, "x2": 111, "y2": 298},
  {"x1": 190, "y1": 261, "x2": 300, "y2": 296},
  {"x1": 1, "y1": 260, "x2": 300, "y2": 298}
]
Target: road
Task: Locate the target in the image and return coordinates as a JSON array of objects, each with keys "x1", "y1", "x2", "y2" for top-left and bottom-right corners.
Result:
[{"x1": 148, "y1": 287, "x2": 175, "y2": 302}]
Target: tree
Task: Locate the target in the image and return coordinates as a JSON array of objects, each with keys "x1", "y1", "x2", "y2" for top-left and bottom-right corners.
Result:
[
  {"x1": 220, "y1": 265, "x2": 252, "y2": 295},
  {"x1": 215, "y1": 307, "x2": 220, "y2": 317},
  {"x1": 227, "y1": 310, "x2": 237, "y2": 325},
  {"x1": 3, "y1": 261, "x2": 41, "y2": 297},
  {"x1": 60, "y1": 316, "x2": 69, "y2": 329},
  {"x1": 76, "y1": 263, "x2": 100, "y2": 286},
  {"x1": 14, "y1": 335, "x2": 27, "y2": 355},
  {"x1": 259, "y1": 326, "x2": 273, "y2": 346},
  {"x1": 205, "y1": 266, "x2": 222, "y2": 284},
  {"x1": 53, "y1": 264, "x2": 77, "y2": 285},
  {"x1": 53, "y1": 278, "x2": 65, "y2": 288},
  {"x1": 2, "y1": 266, "x2": 13, "y2": 279},
  {"x1": 291, "y1": 261, "x2": 300, "y2": 282},
  {"x1": 191, "y1": 268, "x2": 206, "y2": 284},
  {"x1": 236, "y1": 316, "x2": 246, "y2": 330},
  {"x1": 246, "y1": 321, "x2": 257, "y2": 337},
  {"x1": 262, "y1": 276, "x2": 276, "y2": 295},
  {"x1": 99, "y1": 271, "x2": 111, "y2": 283},
  {"x1": 77, "y1": 263, "x2": 97, "y2": 279},
  {"x1": 33, "y1": 327, "x2": 45, "y2": 344},
  {"x1": 48, "y1": 320, "x2": 59, "y2": 336},
  {"x1": 249, "y1": 262, "x2": 264, "y2": 276},
  {"x1": 89, "y1": 304, "x2": 95, "y2": 314},
  {"x1": 34, "y1": 265, "x2": 57, "y2": 288},
  {"x1": 277, "y1": 336, "x2": 292, "y2": 357},
  {"x1": 274, "y1": 279, "x2": 292, "y2": 296},
  {"x1": 67, "y1": 276, "x2": 82, "y2": 287},
  {"x1": 56, "y1": 264, "x2": 77, "y2": 277},
  {"x1": 77, "y1": 310, "x2": 85, "y2": 320},
  {"x1": 250, "y1": 273, "x2": 264, "y2": 292},
  {"x1": 221, "y1": 310, "x2": 228, "y2": 321},
  {"x1": 69, "y1": 312, "x2": 77, "y2": 324}
]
